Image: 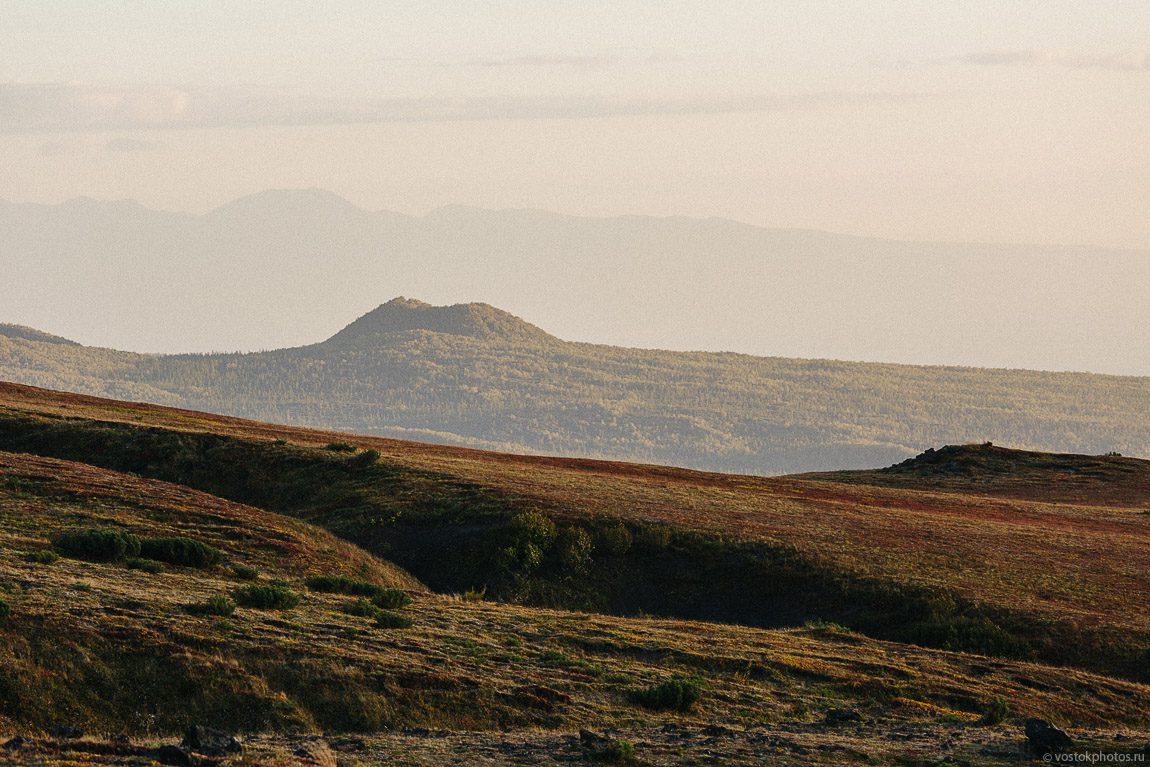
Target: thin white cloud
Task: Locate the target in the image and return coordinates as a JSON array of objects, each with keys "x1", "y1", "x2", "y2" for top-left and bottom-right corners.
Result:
[
  {"x1": 467, "y1": 54, "x2": 619, "y2": 69},
  {"x1": 105, "y1": 136, "x2": 167, "y2": 152},
  {"x1": 0, "y1": 82, "x2": 933, "y2": 134},
  {"x1": 956, "y1": 49, "x2": 1150, "y2": 72}
]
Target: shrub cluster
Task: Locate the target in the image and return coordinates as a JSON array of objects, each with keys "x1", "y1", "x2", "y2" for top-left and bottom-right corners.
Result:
[
  {"x1": 53, "y1": 528, "x2": 222, "y2": 569},
  {"x1": 232, "y1": 584, "x2": 300, "y2": 610},
  {"x1": 187, "y1": 594, "x2": 236, "y2": 617},
  {"x1": 596, "y1": 740, "x2": 636, "y2": 764},
  {"x1": 325, "y1": 442, "x2": 356, "y2": 452},
  {"x1": 905, "y1": 615, "x2": 1034, "y2": 660},
  {"x1": 374, "y1": 610, "x2": 413, "y2": 629},
  {"x1": 125, "y1": 557, "x2": 164, "y2": 574},
  {"x1": 231, "y1": 564, "x2": 260, "y2": 581},
  {"x1": 0, "y1": 600, "x2": 9, "y2": 621},
  {"x1": 305, "y1": 576, "x2": 409, "y2": 610},
  {"x1": 305, "y1": 575, "x2": 382, "y2": 597},
  {"x1": 140, "y1": 537, "x2": 223, "y2": 568},
  {"x1": 55, "y1": 529, "x2": 141, "y2": 561},
  {"x1": 628, "y1": 676, "x2": 701, "y2": 712},
  {"x1": 24, "y1": 550, "x2": 59, "y2": 565}
]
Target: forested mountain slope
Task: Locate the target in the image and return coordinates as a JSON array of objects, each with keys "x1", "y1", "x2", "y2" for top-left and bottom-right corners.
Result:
[{"x1": 2, "y1": 297, "x2": 1149, "y2": 474}]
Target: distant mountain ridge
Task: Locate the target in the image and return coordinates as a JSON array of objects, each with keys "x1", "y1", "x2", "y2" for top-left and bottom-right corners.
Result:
[
  {"x1": 3, "y1": 188, "x2": 1148, "y2": 375},
  {"x1": 2, "y1": 297, "x2": 1149, "y2": 475}
]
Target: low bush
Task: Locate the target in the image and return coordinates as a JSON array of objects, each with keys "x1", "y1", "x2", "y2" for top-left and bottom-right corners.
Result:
[
  {"x1": 232, "y1": 584, "x2": 300, "y2": 610},
  {"x1": 140, "y1": 537, "x2": 223, "y2": 568},
  {"x1": 305, "y1": 575, "x2": 385, "y2": 599},
  {"x1": 595, "y1": 740, "x2": 636, "y2": 764},
  {"x1": 325, "y1": 442, "x2": 356, "y2": 453},
  {"x1": 348, "y1": 448, "x2": 380, "y2": 467},
  {"x1": 375, "y1": 610, "x2": 413, "y2": 629},
  {"x1": 628, "y1": 676, "x2": 701, "y2": 712},
  {"x1": 344, "y1": 598, "x2": 380, "y2": 618},
  {"x1": 372, "y1": 588, "x2": 411, "y2": 610},
  {"x1": 979, "y1": 695, "x2": 1009, "y2": 725},
  {"x1": 24, "y1": 550, "x2": 59, "y2": 565},
  {"x1": 231, "y1": 564, "x2": 260, "y2": 581},
  {"x1": 54, "y1": 529, "x2": 141, "y2": 561},
  {"x1": 125, "y1": 557, "x2": 164, "y2": 574},
  {"x1": 0, "y1": 600, "x2": 9, "y2": 621},
  {"x1": 187, "y1": 594, "x2": 236, "y2": 617},
  {"x1": 905, "y1": 615, "x2": 1034, "y2": 660}
]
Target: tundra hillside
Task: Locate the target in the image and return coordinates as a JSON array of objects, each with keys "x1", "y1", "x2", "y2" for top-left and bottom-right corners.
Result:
[
  {"x1": 1, "y1": 385, "x2": 1149, "y2": 766},
  {"x1": 1, "y1": 381, "x2": 1147, "y2": 686},
  {"x1": 2, "y1": 297, "x2": 1149, "y2": 475}
]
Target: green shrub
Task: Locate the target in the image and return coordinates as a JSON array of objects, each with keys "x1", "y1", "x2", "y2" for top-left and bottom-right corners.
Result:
[
  {"x1": 598, "y1": 522, "x2": 633, "y2": 557},
  {"x1": 375, "y1": 610, "x2": 413, "y2": 629},
  {"x1": 905, "y1": 615, "x2": 1034, "y2": 660},
  {"x1": 231, "y1": 564, "x2": 260, "y2": 581},
  {"x1": 325, "y1": 442, "x2": 356, "y2": 452},
  {"x1": 556, "y1": 527, "x2": 594, "y2": 573},
  {"x1": 488, "y1": 511, "x2": 557, "y2": 575},
  {"x1": 0, "y1": 600, "x2": 9, "y2": 621},
  {"x1": 596, "y1": 740, "x2": 636, "y2": 764},
  {"x1": 344, "y1": 598, "x2": 380, "y2": 618},
  {"x1": 125, "y1": 557, "x2": 164, "y2": 574},
  {"x1": 139, "y1": 537, "x2": 223, "y2": 568},
  {"x1": 629, "y1": 676, "x2": 701, "y2": 712},
  {"x1": 187, "y1": 594, "x2": 236, "y2": 617},
  {"x1": 348, "y1": 448, "x2": 380, "y2": 467},
  {"x1": 24, "y1": 549, "x2": 59, "y2": 565},
  {"x1": 54, "y1": 528, "x2": 141, "y2": 561},
  {"x1": 372, "y1": 588, "x2": 411, "y2": 610},
  {"x1": 305, "y1": 575, "x2": 387, "y2": 599},
  {"x1": 979, "y1": 696, "x2": 1009, "y2": 726},
  {"x1": 232, "y1": 584, "x2": 300, "y2": 610}
]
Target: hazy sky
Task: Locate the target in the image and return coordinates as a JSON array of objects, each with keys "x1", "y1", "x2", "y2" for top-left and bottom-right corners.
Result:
[{"x1": 2, "y1": 2, "x2": 1149, "y2": 247}]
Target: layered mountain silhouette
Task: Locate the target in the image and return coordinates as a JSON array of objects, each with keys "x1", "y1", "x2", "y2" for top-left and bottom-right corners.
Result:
[
  {"x1": 3, "y1": 297, "x2": 1149, "y2": 475},
  {"x1": 3, "y1": 189, "x2": 1149, "y2": 375}
]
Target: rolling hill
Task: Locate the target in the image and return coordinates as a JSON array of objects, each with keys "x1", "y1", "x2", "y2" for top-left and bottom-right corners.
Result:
[
  {"x1": 1, "y1": 380, "x2": 1148, "y2": 684},
  {"x1": 3, "y1": 298, "x2": 1150, "y2": 475},
  {"x1": 2, "y1": 382, "x2": 1150, "y2": 764}
]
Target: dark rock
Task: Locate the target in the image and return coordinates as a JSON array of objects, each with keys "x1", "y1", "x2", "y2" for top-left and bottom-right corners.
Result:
[
  {"x1": 146, "y1": 745, "x2": 197, "y2": 766},
  {"x1": 181, "y1": 725, "x2": 241, "y2": 757},
  {"x1": 2, "y1": 736, "x2": 25, "y2": 750},
  {"x1": 824, "y1": 708, "x2": 862, "y2": 725},
  {"x1": 579, "y1": 729, "x2": 609, "y2": 749},
  {"x1": 1025, "y1": 718, "x2": 1072, "y2": 755},
  {"x1": 50, "y1": 725, "x2": 83, "y2": 740},
  {"x1": 702, "y1": 724, "x2": 734, "y2": 737}
]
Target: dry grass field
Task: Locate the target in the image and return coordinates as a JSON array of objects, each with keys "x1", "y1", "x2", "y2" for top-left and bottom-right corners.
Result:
[{"x1": 0, "y1": 382, "x2": 1148, "y2": 765}]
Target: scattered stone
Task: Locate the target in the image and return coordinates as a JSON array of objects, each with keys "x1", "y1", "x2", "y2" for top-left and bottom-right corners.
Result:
[
  {"x1": 145, "y1": 745, "x2": 197, "y2": 766},
  {"x1": 824, "y1": 708, "x2": 862, "y2": 725},
  {"x1": 702, "y1": 724, "x2": 734, "y2": 738},
  {"x1": 2, "y1": 736, "x2": 25, "y2": 750},
  {"x1": 293, "y1": 739, "x2": 337, "y2": 767},
  {"x1": 181, "y1": 724, "x2": 241, "y2": 757},
  {"x1": 579, "y1": 729, "x2": 609, "y2": 750},
  {"x1": 49, "y1": 725, "x2": 84, "y2": 740},
  {"x1": 1024, "y1": 718, "x2": 1072, "y2": 756}
]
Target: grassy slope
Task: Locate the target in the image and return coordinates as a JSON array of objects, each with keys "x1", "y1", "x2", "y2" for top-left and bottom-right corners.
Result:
[
  {"x1": 801, "y1": 442, "x2": 1150, "y2": 508},
  {"x1": 2, "y1": 451, "x2": 1150, "y2": 754},
  {"x1": 5, "y1": 304, "x2": 1150, "y2": 476},
  {"x1": 1, "y1": 382, "x2": 1148, "y2": 684}
]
